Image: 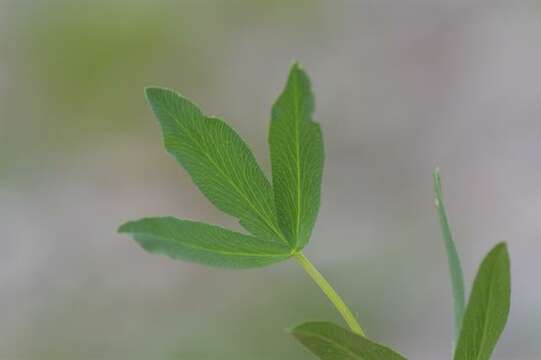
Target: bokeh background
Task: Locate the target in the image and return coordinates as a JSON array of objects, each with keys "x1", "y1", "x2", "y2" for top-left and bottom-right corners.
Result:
[{"x1": 2, "y1": 1, "x2": 540, "y2": 359}]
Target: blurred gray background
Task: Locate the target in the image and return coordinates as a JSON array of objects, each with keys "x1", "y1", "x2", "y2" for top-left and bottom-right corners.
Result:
[{"x1": 1, "y1": 1, "x2": 540, "y2": 359}]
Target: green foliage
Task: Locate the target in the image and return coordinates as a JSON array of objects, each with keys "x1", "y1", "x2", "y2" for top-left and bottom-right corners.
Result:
[
  {"x1": 291, "y1": 322, "x2": 406, "y2": 360},
  {"x1": 118, "y1": 64, "x2": 513, "y2": 360},
  {"x1": 118, "y1": 217, "x2": 291, "y2": 268},
  {"x1": 434, "y1": 170, "x2": 511, "y2": 359},
  {"x1": 454, "y1": 243, "x2": 511, "y2": 360},
  {"x1": 433, "y1": 168, "x2": 466, "y2": 344},
  {"x1": 121, "y1": 64, "x2": 324, "y2": 267},
  {"x1": 269, "y1": 63, "x2": 324, "y2": 250},
  {"x1": 144, "y1": 87, "x2": 285, "y2": 244}
]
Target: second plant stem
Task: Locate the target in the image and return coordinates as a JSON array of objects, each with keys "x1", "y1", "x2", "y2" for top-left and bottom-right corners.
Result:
[{"x1": 294, "y1": 252, "x2": 365, "y2": 336}]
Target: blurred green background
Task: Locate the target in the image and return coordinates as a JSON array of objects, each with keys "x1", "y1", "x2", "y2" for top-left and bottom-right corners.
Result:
[{"x1": 1, "y1": 1, "x2": 540, "y2": 359}]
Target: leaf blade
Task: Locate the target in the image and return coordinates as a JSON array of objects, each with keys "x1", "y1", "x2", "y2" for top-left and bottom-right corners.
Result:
[
  {"x1": 433, "y1": 168, "x2": 466, "y2": 344},
  {"x1": 291, "y1": 322, "x2": 407, "y2": 360},
  {"x1": 454, "y1": 243, "x2": 511, "y2": 360},
  {"x1": 269, "y1": 63, "x2": 324, "y2": 249},
  {"x1": 145, "y1": 87, "x2": 286, "y2": 244},
  {"x1": 119, "y1": 217, "x2": 291, "y2": 268}
]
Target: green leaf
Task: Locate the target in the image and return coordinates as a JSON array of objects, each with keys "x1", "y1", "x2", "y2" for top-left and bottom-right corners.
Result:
[
  {"x1": 269, "y1": 62, "x2": 324, "y2": 250},
  {"x1": 118, "y1": 217, "x2": 292, "y2": 268},
  {"x1": 145, "y1": 87, "x2": 287, "y2": 244},
  {"x1": 454, "y1": 243, "x2": 511, "y2": 360},
  {"x1": 433, "y1": 168, "x2": 466, "y2": 344},
  {"x1": 291, "y1": 322, "x2": 407, "y2": 360}
]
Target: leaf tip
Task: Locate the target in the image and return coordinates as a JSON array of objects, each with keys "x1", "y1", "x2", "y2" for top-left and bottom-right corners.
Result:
[
  {"x1": 432, "y1": 167, "x2": 443, "y2": 208},
  {"x1": 495, "y1": 241, "x2": 508, "y2": 250},
  {"x1": 285, "y1": 325, "x2": 295, "y2": 334},
  {"x1": 287, "y1": 321, "x2": 311, "y2": 337},
  {"x1": 492, "y1": 241, "x2": 510, "y2": 259},
  {"x1": 117, "y1": 221, "x2": 132, "y2": 234},
  {"x1": 433, "y1": 167, "x2": 442, "y2": 186},
  {"x1": 288, "y1": 60, "x2": 310, "y2": 82},
  {"x1": 288, "y1": 321, "x2": 320, "y2": 334},
  {"x1": 290, "y1": 59, "x2": 302, "y2": 69},
  {"x1": 144, "y1": 86, "x2": 165, "y2": 103}
]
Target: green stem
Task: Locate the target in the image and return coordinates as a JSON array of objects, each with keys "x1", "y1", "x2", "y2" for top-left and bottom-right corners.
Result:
[{"x1": 294, "y1": 252, "x2": 365, "y2": 336}]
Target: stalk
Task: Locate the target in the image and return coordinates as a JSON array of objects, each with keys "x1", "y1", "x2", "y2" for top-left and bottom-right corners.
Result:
[{"x1": 294, "y1": 252, "x2": 365, "y2": 336}]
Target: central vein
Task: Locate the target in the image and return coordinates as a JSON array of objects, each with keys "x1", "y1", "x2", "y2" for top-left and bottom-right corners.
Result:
[{"x1": 293, "y1": 72, "x2": 302, "y2": 248}]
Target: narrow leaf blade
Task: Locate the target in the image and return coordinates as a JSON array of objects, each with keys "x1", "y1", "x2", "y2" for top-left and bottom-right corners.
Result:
[
  {"x1": 454, "y1": 243, "x2": 511, "y2": 360},
  {"x1": 145, "y1": 87, "x2": 286, "y2": 244},
  {"x1": 269, "y1": 63, "x2": 324, "y2": 249},
  {"x1": 291, "y1": 322, "x2": 407, "y2": 360},
  {"x1": 433, "y1": 168, "x2": 466, "y2": 344},
  {"x1": 119, "y1": 217, "x2": 291, "y2": 268}
]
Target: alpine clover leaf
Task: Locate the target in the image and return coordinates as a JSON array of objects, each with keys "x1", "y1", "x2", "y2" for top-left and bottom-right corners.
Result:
[
  {"x1": 120, "y1": 64, "x2": 324, "y2": 267},
  {"x1": 269, "y1": 62, "x2": 324, "y2": 250},
  {"x1": 118, "y1": 217, "x2": 291, "y2": 268}
]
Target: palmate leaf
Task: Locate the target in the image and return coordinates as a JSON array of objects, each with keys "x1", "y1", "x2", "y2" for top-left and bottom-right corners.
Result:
[
  {"x1": 269, "y1": 63, "x2": 324, "y2": 250},
  {"x1": 145, "y1": 87, "x2": 287, "y2": 244},
  {"x1": 291, "y1": 322, "x2": 407, "y2": 360},
  {"x1": 453, "y1": 243, "x2": 511, "y2": 360},
  {"x1": 433, "y1": 168, "x2": 466, "y2": 344},
  {"x1": 118, "y1": 217, "x2": 291, "y2": 268}
]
